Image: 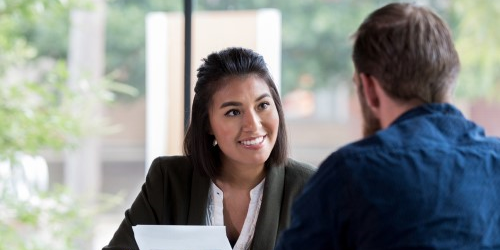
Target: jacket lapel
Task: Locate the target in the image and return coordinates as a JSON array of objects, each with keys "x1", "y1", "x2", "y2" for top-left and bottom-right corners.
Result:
[
  {"x1": 187, "y1": 167, "x2": 211, "y2": 225},
  {"x1": 251, "y1": 165, "x2": 285, "y2": 250}
]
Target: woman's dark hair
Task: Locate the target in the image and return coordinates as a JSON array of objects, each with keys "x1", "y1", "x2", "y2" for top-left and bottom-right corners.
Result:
[{"x1": 183, "y1": 47, "x2": 288, "y2": 179}]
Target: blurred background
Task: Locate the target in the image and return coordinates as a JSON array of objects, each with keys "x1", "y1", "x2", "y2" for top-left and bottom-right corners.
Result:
[{"x1": 1, "y1": 0, "x2": 499, "y2": 249}]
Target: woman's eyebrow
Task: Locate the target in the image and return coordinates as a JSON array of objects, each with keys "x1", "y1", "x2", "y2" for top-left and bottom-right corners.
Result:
[
  {"x1": 220, "y1": 101, "x2": 241, "y2": 108},
  {"x1": 256, "y1": 93, "x2": 271, "y2": 102},
  {"x1": 219, "y1": 93, "x2": 271, "y2": 109}
]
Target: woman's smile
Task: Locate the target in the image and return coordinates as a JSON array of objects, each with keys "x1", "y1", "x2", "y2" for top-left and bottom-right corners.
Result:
[{"x1": 239, "y1": 135, "x2": 266, "y2": 147}]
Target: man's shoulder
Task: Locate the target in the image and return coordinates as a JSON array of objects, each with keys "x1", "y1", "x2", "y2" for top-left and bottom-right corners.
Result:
[
  {"x1": 315, "y1": 136, "x2": 390, "y2": 177},
  {"x1": 329, "y1": 136, "x2": 383, "y2": 159}
]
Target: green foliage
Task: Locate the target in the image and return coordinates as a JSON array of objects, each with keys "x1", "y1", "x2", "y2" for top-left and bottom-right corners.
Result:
[
  {"x1": 280, "y1": 1, "x2": 376, "y2": 93},
  {"x1": 11, "y1": 0, "x2": 500, "y2": 101},
  {"x1": 1, "y1": 1, "x2": 78, "y2": 162},
  {"x1": 450, "y1": 0, "x2": 500, "y2": 101},
  {"x1": 0, "y1": 0, "x2": 138, "y2": 162},
  {"x1": 0, "y1": 62, "x2": 83, "y2": 162},
  {"x1": 0, "y1": 0, "x2": 70, "y2": 17},
  {"x1": 0, "y1": 186, "x2": 89, "y2": 250},
  {"x1": 104, "y1": 0, "x2": 182, "y2": 99},
  {"x1": 0, "y1": 185, "x2": 122, "y2": 250},
  {"x1": 106, "y1": 3, "x2": 148, "y2": 98},
  {"x1": 0, "y1": 2, "x2": 128, "y2": 249}
]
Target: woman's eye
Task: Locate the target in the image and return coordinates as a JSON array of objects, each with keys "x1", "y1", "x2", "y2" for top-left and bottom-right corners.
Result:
[
  {"x1": 225, "y1": 109, "x2": 240, "y2": 117},
  {"x1": 258, "y1": 102, "x2": 271, "y2": 110}
]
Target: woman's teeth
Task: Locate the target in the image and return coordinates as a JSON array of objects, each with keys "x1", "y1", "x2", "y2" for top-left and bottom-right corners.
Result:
[{"x1": 240, "y1": 136, "x2": 264, "y2": 146}]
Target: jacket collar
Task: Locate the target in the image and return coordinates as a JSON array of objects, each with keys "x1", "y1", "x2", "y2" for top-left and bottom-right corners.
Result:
[
  {"x1": 187, "y1": 166, "x2": 210, "y2": 225},
  {"x1": 251, "y1": 164, "x2": 285, "y2": 250}
]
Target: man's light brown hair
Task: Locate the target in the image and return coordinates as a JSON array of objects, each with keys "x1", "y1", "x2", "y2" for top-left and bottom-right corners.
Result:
[{"x1": 352, "y1": 2, "x2": 460, "y2": 103}]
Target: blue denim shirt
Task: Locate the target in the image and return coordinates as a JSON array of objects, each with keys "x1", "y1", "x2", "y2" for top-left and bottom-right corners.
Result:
[{"x1": 275, "y1": 103, "x2": 500, "y2": 250}]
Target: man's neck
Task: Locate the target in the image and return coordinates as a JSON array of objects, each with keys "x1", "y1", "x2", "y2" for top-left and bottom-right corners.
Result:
[{"x1": 380, "y1": 98, "x2": 424, "y2": 129}]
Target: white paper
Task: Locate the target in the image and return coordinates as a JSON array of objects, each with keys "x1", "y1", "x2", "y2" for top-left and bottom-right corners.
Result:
[{"x1": 132, "y1": 225, "x2": 232, "y2": 250}]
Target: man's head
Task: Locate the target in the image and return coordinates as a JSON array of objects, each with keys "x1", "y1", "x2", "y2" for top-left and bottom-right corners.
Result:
[{"x1": 351, "y1": 2, "x2": 460, "y2": 137}]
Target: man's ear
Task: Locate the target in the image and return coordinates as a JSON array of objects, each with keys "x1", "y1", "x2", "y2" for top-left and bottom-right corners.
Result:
[{"x1": 359, "y1": 73, "x2": 382, "y2": 116}]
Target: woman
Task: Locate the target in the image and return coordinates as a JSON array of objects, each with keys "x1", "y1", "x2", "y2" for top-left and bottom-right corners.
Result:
[{"x1": 103, "y1": 47, "x2": 315, "y2": 250}]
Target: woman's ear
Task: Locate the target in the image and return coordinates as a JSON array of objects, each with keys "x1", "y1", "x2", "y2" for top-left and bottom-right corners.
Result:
[{"x1": 359, "y1": 73, "x2": 382, "y2": 117}]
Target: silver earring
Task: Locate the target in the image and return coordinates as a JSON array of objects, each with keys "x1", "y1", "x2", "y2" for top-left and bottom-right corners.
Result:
[{"x1": 213, "y1": 139, "x2": 218, "y2": 147}]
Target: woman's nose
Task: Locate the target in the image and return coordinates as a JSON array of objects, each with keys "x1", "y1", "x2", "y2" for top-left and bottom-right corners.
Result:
[{"x1": 242, "y1": 110, "x2": 261, "y2": 132}]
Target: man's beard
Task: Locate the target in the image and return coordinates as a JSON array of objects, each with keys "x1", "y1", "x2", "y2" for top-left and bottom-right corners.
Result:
[{"x1": 357, "y1": 86, "x2": 382, "y2": 137}]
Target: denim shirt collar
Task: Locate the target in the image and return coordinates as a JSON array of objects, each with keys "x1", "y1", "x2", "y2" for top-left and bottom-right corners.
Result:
[{"x1": 390, "y1": 103, "x2": 463, "y2": 127}]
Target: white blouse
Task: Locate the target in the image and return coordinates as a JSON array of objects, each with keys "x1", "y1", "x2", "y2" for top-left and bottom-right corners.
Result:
[{"x1": 205, "y1": 179, "x2": 265, "y2": 250}]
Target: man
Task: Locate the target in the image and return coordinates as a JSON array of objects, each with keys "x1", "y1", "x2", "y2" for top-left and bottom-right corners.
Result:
[{"x1": 275, "y1": 2, "x2": 500, "y2": 250}]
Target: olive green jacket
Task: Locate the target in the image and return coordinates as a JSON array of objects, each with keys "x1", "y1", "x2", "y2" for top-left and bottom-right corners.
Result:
[{"x1": 103, "y1": 155, "x2": 315, "y2": 250}]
